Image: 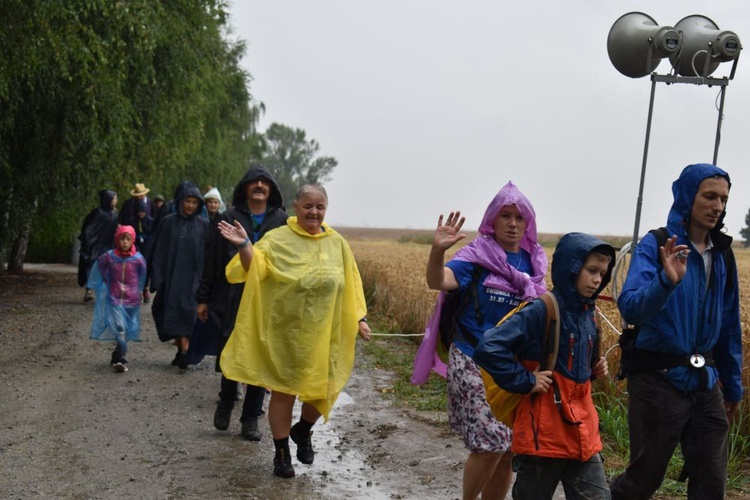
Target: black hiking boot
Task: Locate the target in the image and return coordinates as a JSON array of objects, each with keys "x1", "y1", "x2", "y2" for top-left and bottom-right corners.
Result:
[
  {"x1": 290, "y1": 422, "x2": 315, "y2": 464},
  {"x1": 273, "y1": 448, "x2": 295, "y2": 478},
  {"x1": 241, "y1": 416, "x2": 261, "y2": 441},
  {"x1": 177, "y1": 352, "x2": 188, "y2": 370},
  {"x1": 213, "y1": 400, "x2": 234, "y2": 431}
]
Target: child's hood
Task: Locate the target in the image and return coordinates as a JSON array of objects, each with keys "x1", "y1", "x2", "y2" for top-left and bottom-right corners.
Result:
[{"x1": 551, "y1": 233, "x2": 615, "y2": 306}]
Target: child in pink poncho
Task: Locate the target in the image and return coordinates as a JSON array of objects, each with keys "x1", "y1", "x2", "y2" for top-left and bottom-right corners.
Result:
[{"x1": 87, "y1": 225, "x2": 147, "y2": 372}]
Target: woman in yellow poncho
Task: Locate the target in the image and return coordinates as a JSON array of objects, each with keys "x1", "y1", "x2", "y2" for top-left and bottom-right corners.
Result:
[{"x1": 217, "y1": 184, "x2": 371, "y2": 479}]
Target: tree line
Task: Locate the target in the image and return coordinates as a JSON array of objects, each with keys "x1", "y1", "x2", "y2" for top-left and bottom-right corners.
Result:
[{"x1": 0, "y1": 1, "x2": 335, "y2": 270}]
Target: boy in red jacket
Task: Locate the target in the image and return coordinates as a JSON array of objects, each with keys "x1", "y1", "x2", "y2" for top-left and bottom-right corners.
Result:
[{"x1": 474, "y1": 233, "x2": 613, "y2": 500}]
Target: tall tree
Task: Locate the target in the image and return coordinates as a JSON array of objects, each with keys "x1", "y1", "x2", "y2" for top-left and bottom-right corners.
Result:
[
  {"x1": 740, "y1": 207, "x2": 750, "y2": 247},
  {"x1": 0, "y1": 0, "x2": 263, "y2": 269},
  {"x1": 259, "y1": 123, "x2": 338, "y2": 208}
]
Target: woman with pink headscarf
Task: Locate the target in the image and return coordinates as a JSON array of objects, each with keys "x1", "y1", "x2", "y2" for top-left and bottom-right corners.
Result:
[{"x1": 413, "y1": 181, "x2": 547, "y2": 499}]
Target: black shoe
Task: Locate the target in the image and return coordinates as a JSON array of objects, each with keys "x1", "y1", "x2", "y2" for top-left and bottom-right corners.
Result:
[
  {"x1": 111, "y1": 351, "x2": 128, "y2": 372},
  {"x1": 273, "y1": 448, "x2": 295, "y2": 478},
  {"x1": 83, "y1": 289, "x2": 94, "y2": 302},
  {"x1": 171, "y1": 350, "x2": 181, "y2": 366},
  {"x1": 177, "y1": 352, "x2": 188, "y2": 370},
  {"x1": 290, "y1": 422, "x2": 315, "y2": 464},
  {"x1": 241, "y1": 416, "x2": 261, "y2": 441},
  {"x1": 113, "y1": 360, "x2": 128, "y2": 373},
  {"x1": 213, "y1": 400, "x2": 234, "y2": 431}
]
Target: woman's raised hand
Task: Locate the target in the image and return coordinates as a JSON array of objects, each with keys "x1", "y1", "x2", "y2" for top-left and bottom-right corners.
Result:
[
  {"x1": 218, "y1": 220, "x2": 249, "y2": 246},
  {"x1": 433, "y1": 211, "x2": 466, "y2": 251}
]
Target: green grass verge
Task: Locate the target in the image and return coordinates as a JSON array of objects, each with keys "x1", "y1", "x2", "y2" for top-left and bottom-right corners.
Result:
[
  {"x1": 361, "y1": 336, "x2": 447, "y2": 412},
  {"x1": 365, "y1": 328, "x2": 750, "y2": 497}
]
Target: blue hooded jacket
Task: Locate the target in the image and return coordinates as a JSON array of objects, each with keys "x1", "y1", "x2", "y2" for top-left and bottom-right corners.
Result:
[
  {"x1": 617, "y1": 163, "x2": 743, "y2": 402},
  {"x1": 475, "y1": 233, "x2": 615, "y2": 393},
  {"x1": 474, "y1": 233, "x2": 614, "y2": 460}
]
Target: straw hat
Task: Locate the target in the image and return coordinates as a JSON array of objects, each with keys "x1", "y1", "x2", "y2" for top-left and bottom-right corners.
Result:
[{"x1": 130, "y1": 183, "x2": 150, "y2": 196}]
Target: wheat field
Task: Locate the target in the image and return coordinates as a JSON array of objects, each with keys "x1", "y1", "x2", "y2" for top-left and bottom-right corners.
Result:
[{"x1": 344, "y1": 229, "x2": 750, "y2": 435}]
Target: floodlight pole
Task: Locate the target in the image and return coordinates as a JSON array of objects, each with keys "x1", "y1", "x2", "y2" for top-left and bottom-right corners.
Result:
[{"x1": 629, "y1": 73, "x2": 730, "y2": 252}]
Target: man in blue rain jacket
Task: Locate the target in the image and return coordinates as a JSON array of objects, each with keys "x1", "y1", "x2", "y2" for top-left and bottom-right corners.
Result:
[{"x1": 610, "y1": 163, "x2": 742, "y2": 500}]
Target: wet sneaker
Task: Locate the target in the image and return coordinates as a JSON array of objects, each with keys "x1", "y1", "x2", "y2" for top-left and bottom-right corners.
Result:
[
  {"x1": 213, "y1": 400, "x2": 234, "y2": 431},
  {"x1": 83, "y1": 289, "x2": 94, "y2": 302},
  {"x1": 113, "y1": 361, "x2": 128, "y2": 373},
  {"x1": 241, "y1": 416, "x2": 261, "y2": 441},
  {"x1": 273, "y1": 448, "x2": 295, "y2": 478},
  {"x1": 290, "y1": 423, "x2": 315, "y2": 464},
  {"x1": 111, "y1": 351, "x2": 128, "y2": 372}
]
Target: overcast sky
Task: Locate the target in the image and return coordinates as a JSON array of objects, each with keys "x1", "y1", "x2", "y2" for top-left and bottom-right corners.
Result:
[{"x1": 227, "y1": 1, "x2": 750, "y2": 240}]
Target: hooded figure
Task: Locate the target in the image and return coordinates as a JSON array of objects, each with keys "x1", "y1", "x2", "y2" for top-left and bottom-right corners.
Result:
[
  {"x1": 611, "y1": 163, "x2": 742, "y2": 499},
  {"x1": 411, "y1": 181, "x2": 548, "y2": 384},
  {"x1": 203, "y1": 187, "x2": 226, "y2": 219},
  {"x1": 78, "y1": 190, "x2": 119, "y2": 289},
  {"x1": 196, "y1": 165, "x2": 288, "y2": 341},
  {"x1": 618, "y1": 163, "x2": 741, "y2": 398},
  {"x1": 88, "y1": 225, "x2": 148, "y2": 343},
  {"x1": 149, "y1": 182, "x2": 209, "y2": 343},
  {"x1": 474, "y1": 233, "x2": 614, "y2": 491},
  {"x1": 189, "y1": 166, "x2": 289, "y2": 438}
]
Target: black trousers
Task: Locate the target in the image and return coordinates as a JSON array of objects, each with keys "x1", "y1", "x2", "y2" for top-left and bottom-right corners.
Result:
[
  {"x1": 610, "y1": 371, "x2": 729, "y2": 500},
  {"x1": 216, "y1": 335, "x2": 266, "y2": 421}
]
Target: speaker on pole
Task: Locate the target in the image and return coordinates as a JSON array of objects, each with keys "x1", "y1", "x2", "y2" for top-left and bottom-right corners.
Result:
[
  {"x1": 669, "y1": 15, "x2": 741, "y2": 77},
  {"x1": 607, "y1": 12, "x2": 681, "y2": 78}
]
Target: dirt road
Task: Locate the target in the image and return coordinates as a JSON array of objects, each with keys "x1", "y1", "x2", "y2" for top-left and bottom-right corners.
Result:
[{"x1": 0, "y1": 265, "x2": 472, "y2": 499}]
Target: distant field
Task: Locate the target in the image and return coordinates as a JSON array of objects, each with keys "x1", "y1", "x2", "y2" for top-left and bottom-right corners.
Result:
[
  {"x1": 336, "y1": 226, "x2": 473, "y2": 241},
  {"x1": 336, "y1": 226, "x2": 633, "y2": 248}
]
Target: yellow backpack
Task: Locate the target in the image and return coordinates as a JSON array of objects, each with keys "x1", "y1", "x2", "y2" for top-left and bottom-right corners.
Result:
[{"x1": 480, "y1": 292, "x2": 561, "y2": 427}]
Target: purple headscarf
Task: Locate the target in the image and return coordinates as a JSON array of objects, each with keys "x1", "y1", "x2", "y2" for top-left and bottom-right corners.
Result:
[{"x1": 411, "y1": 181, "x2": 548, "y2": 384}]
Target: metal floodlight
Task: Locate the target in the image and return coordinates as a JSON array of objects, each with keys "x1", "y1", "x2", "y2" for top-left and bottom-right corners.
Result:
[
  {"x1": 669, "y1": 15, "x2": 742, "y2": 77},
  {"x1": 606, "y1": 12, "x2": 742, "y2": 253},
  {"x1": 607, "y1": 12, "x2": 681, "y2": 78}
]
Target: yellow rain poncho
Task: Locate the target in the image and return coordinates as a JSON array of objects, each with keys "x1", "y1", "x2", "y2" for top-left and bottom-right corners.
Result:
[{"x1": 220, "y1": 217, "x2": 367, "y2": 420}]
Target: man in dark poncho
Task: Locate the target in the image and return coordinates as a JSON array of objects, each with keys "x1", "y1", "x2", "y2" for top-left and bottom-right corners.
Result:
[
  {"x1": 78, "y1": 189, "x2": 119, "y2": 302},
  {"x1": 149, "y1": 182, "x2": 209, "y2": 368},
  {"x1": 196, "y1": 165, "x2": 287, "y2": 440}
]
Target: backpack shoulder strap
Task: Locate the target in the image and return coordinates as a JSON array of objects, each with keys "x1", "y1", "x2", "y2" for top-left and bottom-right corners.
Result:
[
  {"x1": 649, "y1": 226, "x2": 669, "y2": 247},
  {"x1": 539, "y1": 292, "x2": 560, "y2": 372},
  {"x1": 721, "y1": 246, "x2": 736, "y2": 296},
  {"x1": 450, "y1": 263, "x2": 486, "y2": 348},
  {"x1": 468, "y1": 263, "x2": 484, "y2": 325}
]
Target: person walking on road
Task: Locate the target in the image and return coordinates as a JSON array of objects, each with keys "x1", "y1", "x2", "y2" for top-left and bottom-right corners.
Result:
[
  {"x1": 78, "y1": 189, "x2": 119, "y2": 302},
  {"x1": 195, "y1": 166, "x2": 287, "y2": 440},
  {"x1": 217, "y1": 184, "x2": 370, "y2": 478}
]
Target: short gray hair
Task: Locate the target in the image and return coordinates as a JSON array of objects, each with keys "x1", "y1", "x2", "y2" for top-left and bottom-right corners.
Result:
[{"x1": 294, "y1": 184, "x2": 328, "y2": 202}]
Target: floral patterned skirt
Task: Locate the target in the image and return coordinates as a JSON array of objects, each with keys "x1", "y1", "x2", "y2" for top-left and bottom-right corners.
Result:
[{"x1": 447, "y1": 344, "x2": 512, "y2": 453}]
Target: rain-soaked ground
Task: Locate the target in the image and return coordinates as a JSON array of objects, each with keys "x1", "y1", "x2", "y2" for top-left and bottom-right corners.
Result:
[{"x1": 1, "y1": 266, "x2": 481, "y2": 499}]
